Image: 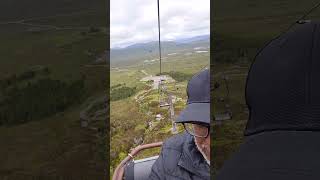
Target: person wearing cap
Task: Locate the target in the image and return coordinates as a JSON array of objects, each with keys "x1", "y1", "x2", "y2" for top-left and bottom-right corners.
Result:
[
  {"x1": 216, "y1": 21, "x2": 320, "y2": 180},
  {"x1": 149, "y1": 69, "x2": 210, "y2": 180}
]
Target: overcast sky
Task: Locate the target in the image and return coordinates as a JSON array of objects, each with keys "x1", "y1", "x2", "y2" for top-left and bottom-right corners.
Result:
[{"x1": 111, "y1": 0, "x2": 210, "y2": 48}]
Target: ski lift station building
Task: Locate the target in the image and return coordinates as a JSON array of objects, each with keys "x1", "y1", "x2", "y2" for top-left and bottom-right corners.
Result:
[{"x1": 140, "y1": 75, "x2": 175, "y2": 89}]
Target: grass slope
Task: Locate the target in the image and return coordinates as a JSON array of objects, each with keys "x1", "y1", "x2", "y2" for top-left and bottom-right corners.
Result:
[
  {"x1": 0, "y1": 0, "x2": 108, "y2": 179},
  {"x1": 0, "y1": 105, "x2": 105, "y2": 179}
]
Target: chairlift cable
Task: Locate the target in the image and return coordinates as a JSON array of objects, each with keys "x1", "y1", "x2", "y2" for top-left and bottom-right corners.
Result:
[
  {"x1": 298, "y1": 1, "x2": 320, "y2": 22},
  {"x1": 157, "y1": 0, "x2": 162, "y2": 76},
  {"x1": 277, "y1": 1, "x2": 320, "y2": 39},
  {"x1": 157, "y1": 0, "x2": 165, "y2": 105},
  {"x1": 156, "y1": 0, "x2": 177, "y2": 134},
  {"x1": 249, "y1": 0, "x2": 320, "y2": 73},
  {"x1": 200, "y1": 64, "x2": 210, "y2": 71}
]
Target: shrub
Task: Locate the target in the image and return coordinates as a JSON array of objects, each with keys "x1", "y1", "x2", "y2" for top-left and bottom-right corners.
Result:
[{"x1": 110, "y1": 85, "x2": 136, "y2": 101}]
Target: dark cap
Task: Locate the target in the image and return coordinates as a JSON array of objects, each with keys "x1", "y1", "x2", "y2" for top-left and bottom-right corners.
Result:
[
  {"x1": 217, "y1": 22, "x2": 320, "y2": 180},
  {"x1": 175, "y1": 69, "x2": 210, "y2": 124},
  {"x1": 245, "y1": 21, "x2": 320, "y2": 135}
]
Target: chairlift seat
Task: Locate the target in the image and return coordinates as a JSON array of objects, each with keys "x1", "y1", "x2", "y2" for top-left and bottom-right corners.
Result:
[{"x1": 124, "y1": 156, "x2": 159, "y2": 180}]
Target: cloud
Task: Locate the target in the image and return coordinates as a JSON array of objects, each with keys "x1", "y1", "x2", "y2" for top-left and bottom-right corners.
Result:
[{"x1": 111, "y1": 0, "x2": 210, "y2": 48}]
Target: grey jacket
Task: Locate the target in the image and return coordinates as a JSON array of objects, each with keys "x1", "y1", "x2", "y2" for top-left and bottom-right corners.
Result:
[{"x1": 149, "y1": 132, "x2": 210, "y2": 180}]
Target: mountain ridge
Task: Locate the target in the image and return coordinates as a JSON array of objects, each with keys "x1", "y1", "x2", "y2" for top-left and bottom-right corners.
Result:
[
  {"x1": 112, "y1": 34, "x2": 209, "y2": 50},
  {"x1": 110, "y1": 34, "x2": 210, "y2": 67}
]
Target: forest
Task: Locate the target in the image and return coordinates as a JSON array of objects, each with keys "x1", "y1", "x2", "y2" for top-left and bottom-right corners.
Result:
[{"x1": 0, "y1": 68, "x2": 85, "y2": 126}]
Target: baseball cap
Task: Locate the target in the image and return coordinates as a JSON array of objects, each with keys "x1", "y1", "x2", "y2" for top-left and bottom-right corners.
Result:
[
  {"x1": 216, "y1": 21, "x2": 320, "y2": 180},
  {"x1": 175, "y1": 69, "x2": 210, "y2": 124}
]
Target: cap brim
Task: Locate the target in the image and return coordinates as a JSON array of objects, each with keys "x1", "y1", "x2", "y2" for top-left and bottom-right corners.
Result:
[
  {"x1": 216, "y1": 131, "x2": 320, "y2": 180},
  {"x1": 175, "y1": 103, "x2": 210, "y2": 124}
]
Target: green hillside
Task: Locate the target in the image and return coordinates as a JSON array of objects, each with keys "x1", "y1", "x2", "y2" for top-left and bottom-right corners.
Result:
[
  {"x1": 0, "y1": 0, "x2": 105, "y2": 22},
  {"x1": 0, "y1": 1, "x2": 108, "y2": 179},
  {"x1": 110, "y1": 47, "x2": 209, "y2": 177}
]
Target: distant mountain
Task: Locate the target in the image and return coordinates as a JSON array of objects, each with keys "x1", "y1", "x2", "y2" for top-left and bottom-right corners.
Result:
[
  {"x1": 176, "y1": 34, "x2": 210, "y2": 44},
  {"x1": 125, "y1": 41, "x2": 162, "y2": 49},
  {"x1": 112, "y1": 35, "x2": 210, "y2": 50},
  {"x1": 110, "y1": 35, "x2": 210, "y2": 67},
  {"x1": 110, "y1": 35, "x2": 210, "y2": 66},
  {"x1": 110, "y1": 41, "x2": 178, "y2": 66}
]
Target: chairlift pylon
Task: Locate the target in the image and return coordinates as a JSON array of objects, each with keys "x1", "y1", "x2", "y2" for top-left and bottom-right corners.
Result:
[
  {"x1": 214, "y1": 72, "x2": 233, "y2": 123},
  {"x1": 159, "y1": 80, "x2": 170, "y2": 107}
]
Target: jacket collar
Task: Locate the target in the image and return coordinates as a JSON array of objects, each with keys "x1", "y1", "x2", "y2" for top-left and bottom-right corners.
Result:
[{"x1": 176, "y1": 133, "x2": 210, "y2": 177}]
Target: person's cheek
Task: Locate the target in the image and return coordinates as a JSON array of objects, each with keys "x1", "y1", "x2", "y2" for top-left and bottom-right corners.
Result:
[
  {"x1": 205, "y1": 135, "x2": 210, "y2": 147},
  {"x1": 205, "y1": 138, "x2": 210, "y2": 153},
  {"x1": 206, "y1": 136, "x2": 210, "y2": 159},
  {"x1": 195, "y1": 137, "x2": 205, "y2": 145}
]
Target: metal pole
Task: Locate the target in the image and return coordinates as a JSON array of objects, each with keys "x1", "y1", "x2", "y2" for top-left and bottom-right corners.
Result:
[{"x1": 169, "y1": 94, "x2": 177, "y2": 134}]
